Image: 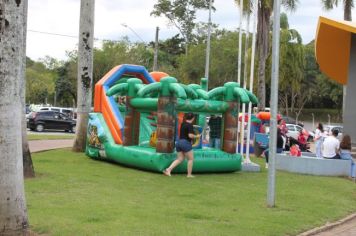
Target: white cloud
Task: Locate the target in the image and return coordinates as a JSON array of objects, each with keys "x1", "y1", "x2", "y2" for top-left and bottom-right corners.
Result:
[{"x1": 27, "y1": 0, "x2": 348, "y2": 61}]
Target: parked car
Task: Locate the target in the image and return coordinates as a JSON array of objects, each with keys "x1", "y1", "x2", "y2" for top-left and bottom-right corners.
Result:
[
  {"x1": 281, "y1": 115, "x2": 296, "y2": 124},
  {"x1": 325, "y1": 125, "x2": 343, "y2": 140},
  {"x1": 36, "y1": 106, "x2": 75, "y2": 119},
  {"x1": 286, "y1": 124, "x2": 314, "y2": 142},
  {"x1": 27, "y1": 110, "x2": 76, "y2": 132}
]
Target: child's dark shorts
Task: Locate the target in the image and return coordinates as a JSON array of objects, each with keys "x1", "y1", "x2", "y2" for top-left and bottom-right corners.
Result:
[{"x1": 176, "y1": 139, "x2": 192, "y2": 152}]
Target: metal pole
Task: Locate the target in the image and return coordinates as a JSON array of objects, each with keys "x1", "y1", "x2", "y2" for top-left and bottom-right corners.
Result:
[
  {"x1": 153, "y1": 26, "x2": 159, "y2": 71},
  {"x1": 204, "y1": 0, "x2": 213, "y2": 89},
  {"x1": 240, "y1": 13, "x2": 250, "y2": 158},
  {"x1": 245, "y1": 0, "x2": 258, "y2": 163},
  {"x1": 312, "y1": 113, "x2": 315, "y2": 130},
  {"x1": 202, "y1": 0, "x2": 213, "y2": 142},
  {"x1": 267, "y1": 0, "x2": 281, "y2": 208},
  {"x1": 237, "y1": 0, "x2": 244, "y2": 85},
  {"x1": 54, "y1": 90, "x2": 57, "y2": 106},
  {"x1": 236, "y1": 0, "x2": 244, "y2": 153}
]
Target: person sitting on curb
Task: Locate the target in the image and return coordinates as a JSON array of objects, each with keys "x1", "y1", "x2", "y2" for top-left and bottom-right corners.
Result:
[
  {"x1": 339, "y1": 134, "x2": 355, "y2": 180},
  {"x1": 322, "y1": 129, "x2": 340, "y2": 159}
]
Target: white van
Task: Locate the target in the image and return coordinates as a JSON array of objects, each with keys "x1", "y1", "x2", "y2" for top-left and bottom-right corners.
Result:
[{"x1": 36, "y1": 106, "x2": 75, "y2": 118}]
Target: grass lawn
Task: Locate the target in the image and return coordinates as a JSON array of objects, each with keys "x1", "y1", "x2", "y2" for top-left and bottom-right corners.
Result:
[
  {"x1": 27, "y1": 134, "x2": 75, "y2": 141},
  {"x1": 26, "y1": 149, "x2": 356, "y2": 236}
]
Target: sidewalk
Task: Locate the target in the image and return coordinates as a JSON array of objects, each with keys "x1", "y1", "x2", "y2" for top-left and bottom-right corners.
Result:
[
  {"x1": 300, "y1": 213, "x2": 356, "y2": 236},
  {"x1": 29, "y1": 139, "x2": 74, "y2": 153}
]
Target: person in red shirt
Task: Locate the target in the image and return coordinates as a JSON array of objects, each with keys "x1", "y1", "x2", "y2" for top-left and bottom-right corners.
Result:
[{"x1": 297, "y1": 130, "x2": 307, "y2": 150}]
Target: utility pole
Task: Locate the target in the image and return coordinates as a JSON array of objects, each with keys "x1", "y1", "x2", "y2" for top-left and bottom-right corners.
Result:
[
  {"x1": 204, "y1": 0, "x2": 212, "y2": 88},
  {"x1": 153, "y1": 26, "x2": 159, "y2": 71}
]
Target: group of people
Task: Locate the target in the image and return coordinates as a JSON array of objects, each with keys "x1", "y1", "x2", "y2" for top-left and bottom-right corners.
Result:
[
  {"x1": 263, "y1": 121, "x2": 355, "y2": 179},
  {"x1": 314, "y1": 122, "x2": 355, "y2": 178},
  {"x1": 314, "y1": 123, "x2": 343, "y2": 159},
  {"x1": 163, "y1": 113, "x2": 355, "y2": 179}
]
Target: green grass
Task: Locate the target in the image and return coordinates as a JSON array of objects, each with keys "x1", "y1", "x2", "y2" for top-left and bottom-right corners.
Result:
[
  {"x1": 26, "y1": 149, "x2": 356, "y2": 236},
  {"x1": 27, "y1": 134, "x2": 74, "y2": 141}
]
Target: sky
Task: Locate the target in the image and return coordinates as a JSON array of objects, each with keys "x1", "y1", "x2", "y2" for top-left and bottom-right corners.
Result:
[{"x1": 27, "y1": 0, "x2": 348, "y2": 61}]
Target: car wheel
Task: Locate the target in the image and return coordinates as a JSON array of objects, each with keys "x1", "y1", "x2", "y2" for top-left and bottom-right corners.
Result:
[
  {"x1": 36, "y1": 124, "x2": 44, "y2": 132},
  {"x1": 71, "y1": 125, "x2": 76, "y2": 133}
]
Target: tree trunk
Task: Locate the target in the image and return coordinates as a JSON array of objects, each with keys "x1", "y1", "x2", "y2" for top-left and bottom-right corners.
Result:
[
  {"x1": 21, "y1": 0, "x2": 35, "y2": 178},
  {"x1": 73, "y1": 0, "x2": 95, "y2": 152},
  {"x1": 156, "y1": 96, "x2": 176, "y2": 153},
  {"x1": 0, "y1": 1, "x2": 29, "y2": 234},
  {"x1": 344, "y1": 0, "x2": 352, "y2": 21},
  {"x1": 222, "y1": 101, "x2": 239, "y2": 154},
  {"x1": 256, "y1": 4, "x2": 271, "y2": 111},
  {"x1": 123, "y1": 96, "x2": 140, "y2": 146}
]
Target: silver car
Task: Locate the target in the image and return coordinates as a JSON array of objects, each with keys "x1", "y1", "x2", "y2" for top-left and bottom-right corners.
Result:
[
  {"x1": 286, "y1": 124, "x2": 314, "y2": 142},
  {"x1": 324, "y1": 125, "x2": 343, "y2": 140}
]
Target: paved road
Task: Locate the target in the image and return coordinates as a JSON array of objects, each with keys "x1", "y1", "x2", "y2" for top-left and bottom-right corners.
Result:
[{"x1": 29, "y1": 139, "x2": 73, "y2": 153}]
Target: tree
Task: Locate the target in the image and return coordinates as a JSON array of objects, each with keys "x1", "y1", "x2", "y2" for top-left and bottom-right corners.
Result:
[
  {"x1": 321, "y1": 0, "x2": 353, "y2": 21},
  {"x1": 73, "y1": 0, "x2": 95, "y2": 152},
  {"x1": 151, "y1": 0, "x2": 213, "y2": 55},
  {"x1": 26, "y1": 61, "x2": 56, "y2": 104},
  {"x1": 0, "y1": 0, "x2": 29, "y2": 234},
  {"x1": 177, "y1": 30, "x2": 242, "y2": 87},
  {"x1": 56, "y1": 61, "x2": 78, "y2": 107},
  {"x1": 21, "y1": 0, "x2": 35, "y2": 178},
  {"x1": 234, "y1": 0, "x2": 299, "y2": 110},
  {"x1": 276, "y1": 13, "x2": 306, "y2": 117}
]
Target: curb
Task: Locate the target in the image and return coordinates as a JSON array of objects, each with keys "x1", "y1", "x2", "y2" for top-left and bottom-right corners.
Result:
[{"x1": 298, "y1": 213, "x2": 356, "y2": 236}]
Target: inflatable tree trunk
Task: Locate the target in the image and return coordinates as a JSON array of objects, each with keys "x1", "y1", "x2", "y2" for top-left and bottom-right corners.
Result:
[
  {"x1": 222, "y1": 101, "x2": 239, "y2": 154},
  {"x1": 123, "y1": 96, "x2": 140, "y2": 146},
  {"x1": 123, "y1": 78, "x2": 142, "y2": 146},
  {"x1": 156, "y1": 96, "x2": 177, "y2": 153}
]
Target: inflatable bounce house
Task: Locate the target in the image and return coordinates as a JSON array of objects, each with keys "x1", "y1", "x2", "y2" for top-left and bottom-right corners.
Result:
[{"x1": 86, "y1": 64, "x2": 258, "y2": 173}]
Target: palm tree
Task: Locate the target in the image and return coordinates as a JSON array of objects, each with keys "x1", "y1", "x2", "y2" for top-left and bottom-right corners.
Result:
[
  {"x1": 107, "y1": 78, "x2": 144, "y2": 146},
  {"x1": 138, "y1": 77, "x2": 187, "y2": 153},
  {"x1": 321, "y1": 0, "x2": 354, "y2": 120},
  {"x1": 73, "y1": 0, "x2": 95, "y2": 152},
  {"x1": 321, "y1": 0, "x2": 353, "y2": 20},
  {"x1": 208, "y1": 82, "x2": 258, "y2": 153},
  {"x1": 234, "y1": 0, "x2": 298, "y2": 110},
  {"x1": 0, "y1": 1, "x2": 29, "y2": 234}
]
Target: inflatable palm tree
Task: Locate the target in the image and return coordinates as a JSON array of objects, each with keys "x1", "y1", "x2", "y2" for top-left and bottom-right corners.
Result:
[
  {"x1": 208, "y1": 82, "x2": 258, "y2": 153},
  {"x1": 137, "y1": 77, "x2": 187, "y2": 153},
  {"x1": 106, "y1": 78, "x2": 144, "y2": 146}
]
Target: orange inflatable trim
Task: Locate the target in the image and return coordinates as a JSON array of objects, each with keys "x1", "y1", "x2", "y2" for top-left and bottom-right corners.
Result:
[
  {"x1": 257, "y1": 112, "x2": 281, "y2": 121},
  {"x1": 150, "y1": 71, "x2": 169, "y2": 82}
]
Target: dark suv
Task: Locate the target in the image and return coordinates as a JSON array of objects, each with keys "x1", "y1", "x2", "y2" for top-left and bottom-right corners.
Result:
[{"x1": 28, "y1": 111, "x2": 76, "y2": 133}]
